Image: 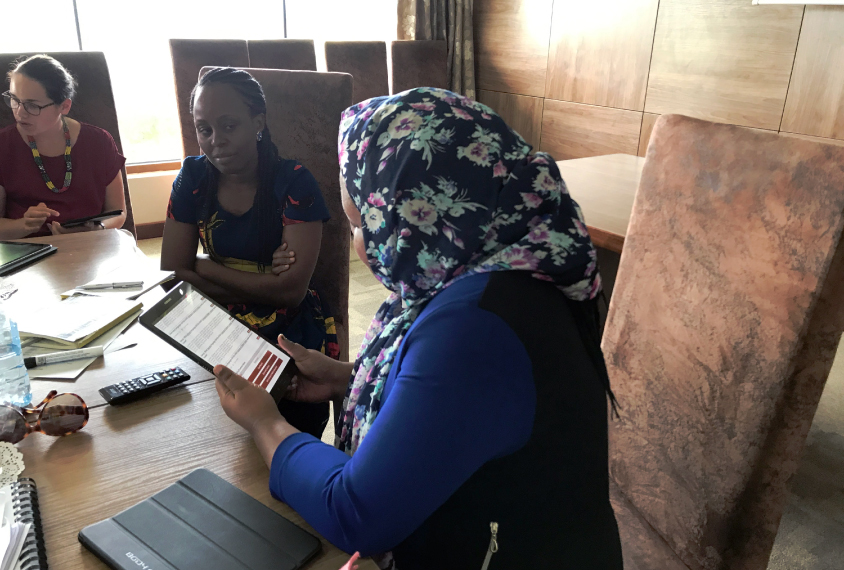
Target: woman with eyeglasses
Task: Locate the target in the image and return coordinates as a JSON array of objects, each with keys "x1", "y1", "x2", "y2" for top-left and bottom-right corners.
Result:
[{"x1": 0, "y1": 54, "x2": 126, "y2": 238}]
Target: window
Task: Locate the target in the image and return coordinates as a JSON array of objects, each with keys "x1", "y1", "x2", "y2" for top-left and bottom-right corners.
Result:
[
  {"x1": 76, "y1": 1, "x2": 290, "y2": 164},
  {"x1": 287, "y1": 0, "x2": 397, "y2": 70},
  {"x1": 3, "y1": 2, "x2": 395, "y2": 165},
  {"x1": 0, "y1": 0, "x2": 79, "y2": 54}
]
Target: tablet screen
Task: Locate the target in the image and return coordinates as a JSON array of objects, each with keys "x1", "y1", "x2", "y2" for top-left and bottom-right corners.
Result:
[
  {"x1": 150, "y1": 288, "x2": 292, "y2": 392},
  {"x1": 0, "y1": 242, "x2": 47, "y2": 265}
]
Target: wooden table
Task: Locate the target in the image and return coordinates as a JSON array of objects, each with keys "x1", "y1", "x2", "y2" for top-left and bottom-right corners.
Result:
[
  {"x1": 4, "y1": 230, "x2": 212, "y2": 406},
  {"x1": 7, "y1": 231, "x2": 373, "y2": 570},
  {"x1": 556, "y1": 153, "x2": 645, "y2": 253}
]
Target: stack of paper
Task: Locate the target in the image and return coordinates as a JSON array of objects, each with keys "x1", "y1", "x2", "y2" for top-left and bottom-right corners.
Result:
[
  {"x1": 21, "y1": 311, "x2": 139, "y2": 380},
  {"x1": 16, "y1": 295, "x2": 142, "y2": 350},
  {"x1": 0, "y1": 487, "x2": 28, "y2": 570}
]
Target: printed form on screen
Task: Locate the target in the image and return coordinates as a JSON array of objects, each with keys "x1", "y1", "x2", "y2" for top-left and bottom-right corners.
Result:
[{"x1": 155, "y1": 290, "x2": 290, "y2": 391}]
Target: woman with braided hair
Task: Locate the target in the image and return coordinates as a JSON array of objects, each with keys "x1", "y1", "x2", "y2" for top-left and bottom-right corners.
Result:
[{"x1": 161, "y1": 67, "x2": 337, "y2": 437}]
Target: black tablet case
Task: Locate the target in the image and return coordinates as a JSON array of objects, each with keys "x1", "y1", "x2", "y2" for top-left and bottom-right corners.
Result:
[
  {"x1": 0, "y1": 242, "x2": 56, "y2": 276},
  {"x1": 78, "y1": 468, "x2": 321, "y2": 570}
]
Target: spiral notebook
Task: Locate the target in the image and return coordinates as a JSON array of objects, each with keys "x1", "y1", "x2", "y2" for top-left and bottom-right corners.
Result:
[{"x1": 8, "y1": 478, "x2": 48, "y2": 570}]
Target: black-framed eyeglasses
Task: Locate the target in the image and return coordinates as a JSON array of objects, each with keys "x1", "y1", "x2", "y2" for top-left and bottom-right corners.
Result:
[{"x1": 2, "y1": 91, "x2": 56, "y2": 116}]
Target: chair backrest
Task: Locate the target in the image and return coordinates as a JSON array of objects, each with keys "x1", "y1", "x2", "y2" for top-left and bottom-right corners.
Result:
[
  {"x1": 169, "y1": 39, "x2": 250, "y2": 158},
  {"x1": 202, "y1": 67, "x2": 352, "y2": 361},
  {"x1": 246, "y1": 40, "x2": 317, "y2": 72},
  {"x1": 325, "y1": 41, "x2": 389, "y2": 105},
  {"x1": 0, "y1": 51, "x2": 136, "y2": 238},
  {"x1": 602, "y1": 115, "x2": 844, "y2": 570},
  {"x1": 390, "y1": 40, "x2": 447, "y2": 94}
]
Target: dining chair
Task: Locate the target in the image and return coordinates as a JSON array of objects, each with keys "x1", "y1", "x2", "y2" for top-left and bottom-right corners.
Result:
[
  {"x1": 602, "y1": 114, "x2": 844, "y2": 570},
  {"x1": 325, "y1": 41, "x2": 389, "y2": 105},
  {"x1": 390, "y1": 40, "x2": 447, "y2": 95}
]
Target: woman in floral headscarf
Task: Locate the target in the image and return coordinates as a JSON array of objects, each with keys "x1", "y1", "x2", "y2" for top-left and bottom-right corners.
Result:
[{"x1": 213, "y1": 88, "x2": 623, "y2": 569}]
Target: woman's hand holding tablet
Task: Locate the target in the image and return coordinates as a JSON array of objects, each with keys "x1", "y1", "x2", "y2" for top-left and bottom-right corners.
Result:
[{"x1": 213, "y1": 364, "x2": 285, "y2": 433}]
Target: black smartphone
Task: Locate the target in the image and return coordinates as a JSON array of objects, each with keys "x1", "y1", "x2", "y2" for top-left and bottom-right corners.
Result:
[
  {"x1": 61, "y1": 209, "x2": 123, "y2": 228},
  {"x1": 139, "y1": 281, "x2": 298, "y2": 403}
]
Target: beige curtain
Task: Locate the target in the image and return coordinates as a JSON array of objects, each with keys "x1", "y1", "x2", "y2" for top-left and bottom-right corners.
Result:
[{"x1": 397, "y1": 0, "x2": 475, "y2": 99}]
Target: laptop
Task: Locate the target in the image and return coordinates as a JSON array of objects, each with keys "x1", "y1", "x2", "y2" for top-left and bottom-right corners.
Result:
[{"x1": 0, "y1": 241, "x2": 57, "y2": 277}]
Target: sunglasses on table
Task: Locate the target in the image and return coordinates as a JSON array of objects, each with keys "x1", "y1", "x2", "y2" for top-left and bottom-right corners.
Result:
[
  {"x1": 2, "y1": 91, "x2": 56, "y2": 116},
  {"x1": 0, "y1": 391, "x2": 88, "y2": 444}
]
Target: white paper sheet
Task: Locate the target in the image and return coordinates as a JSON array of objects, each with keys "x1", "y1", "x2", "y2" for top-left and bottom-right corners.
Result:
[
  {"x1": 0, "y1": 507, "x2": 9, "y2": 559},
  {"x1": 60, "y1": 268, "x2": 174, "y2": 301},
  {"x1": 15, "y1": 295, "x2": 141, "y2": 348},
  {"x1": 0, "y1": 485, "x2": 28, "y2": 570},
  {"x1": 23, "y1": 310, "x2": 141, "y2": 380},
  {"x1": 0, "y1": 522, "x2": 28, "y2": 570}
]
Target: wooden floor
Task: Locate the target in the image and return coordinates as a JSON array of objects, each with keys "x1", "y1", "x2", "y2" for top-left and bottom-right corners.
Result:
[
  {"x1": 768, "y1": 342, "x2": 844, "y2": 570},
  {"x1": 137, "y1": 238, "x2": 843, "y2": 568}
]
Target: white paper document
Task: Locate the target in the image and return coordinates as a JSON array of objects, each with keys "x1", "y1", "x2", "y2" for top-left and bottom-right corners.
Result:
[
  {"x1": 23, "y1": 310, "x2": 141, "y2": 380},
  {"x1": 15, "y1": 295, "x2": 141, "y2": 348},
  {"x1": 0, "y1": 486, "x2": 29, "y2": 570},
  {"x1": 61, "y1": 268, "x2": 174, "y2": 301}
]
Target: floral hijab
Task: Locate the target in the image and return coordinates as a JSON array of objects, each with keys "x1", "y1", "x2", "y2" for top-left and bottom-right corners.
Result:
[{"x1": 337, "y1": 88, "x2": 601, "y2": 454}]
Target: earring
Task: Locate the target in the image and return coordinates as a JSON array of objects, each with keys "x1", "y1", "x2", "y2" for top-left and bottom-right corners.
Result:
[{"x1": 256, "y1": 132, "x2": 263, "y2": 141}]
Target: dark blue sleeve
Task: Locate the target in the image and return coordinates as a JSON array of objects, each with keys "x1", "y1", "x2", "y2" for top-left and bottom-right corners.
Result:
[
  {"x1": 166, "y1": 157, "x2": 204, "y2": 224},
  {"x1": 269, "y1": 299, "x2": 536, "y2": 555},
  {"x1": 278, "y1": 162, "x2": 330, "y2": 224}
]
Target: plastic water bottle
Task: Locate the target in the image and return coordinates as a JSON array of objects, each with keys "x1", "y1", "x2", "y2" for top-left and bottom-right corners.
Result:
[{"x1": 0, "y1": 306, "x2": 32, "y2": 407}]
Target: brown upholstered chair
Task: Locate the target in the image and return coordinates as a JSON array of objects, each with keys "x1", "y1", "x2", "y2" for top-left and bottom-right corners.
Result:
[
  {"x1": 325, "y1": 41, "x2": 389, "y2": 105},
  {"x1": 246, "y1": 40, "x2": 317, "y2": 72},
  {"x1": 390, "y1": 40, "x2": 448, "y2": 95},
  {"x1": 200, "y1": 67, "x2": 352, "y2": 361},
  {"x1": 0, "y1": 51, "x2": 137, "y2": 238},
  {"x1": 602, "y1": 115, "x2": 844, "y2": 570},
  {"x1": 168, "y1": 39, "x2": 250, "y2": 158}
]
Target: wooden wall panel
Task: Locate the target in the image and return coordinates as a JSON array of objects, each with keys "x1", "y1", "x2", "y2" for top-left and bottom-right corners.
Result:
[
  {"x1": 644, "y1": 0, "x2": 803, "y2": 130},
  {"x1": 781, "y1": 7, "x2": 844, "y2": 140},
  {"x1": 545, "y1": 0, "x2": 659, "y2": 111},
  {"x1": 474, "y1": 0, "x2": 554, "y2": 97},
  {"x1": 478, "y1": 90, "x2": 544, "y2": 149},
  {"x1": 539, "y1": 99, "x2": 642, "y2": 160},
  {"x1": 780, "y1": 132, "x2": 844, "y2": 149},
  {"x1": 638, "y1": 112, "x2": 659, "y2": 157}
]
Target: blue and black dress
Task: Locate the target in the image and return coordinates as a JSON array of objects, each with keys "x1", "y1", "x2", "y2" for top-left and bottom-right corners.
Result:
[{"x1": 167, "y1": 156, "x2": 338, "y2": 436}]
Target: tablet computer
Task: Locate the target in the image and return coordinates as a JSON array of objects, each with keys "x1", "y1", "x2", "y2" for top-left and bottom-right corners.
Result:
[
  {"x1": 139, "y1": 282, "x2": 298, "y2": 403},
  {"x1": 61, "y1": 209, "x2": 123, "y2": 228},
  {"x1": 0, "y1": 241, "x2": 57, "y2": 276}
]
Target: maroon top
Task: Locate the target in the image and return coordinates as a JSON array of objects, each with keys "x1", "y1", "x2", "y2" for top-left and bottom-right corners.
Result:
[{"x1": 0, "y1": 122, "x2": 126, "y2": 236}]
